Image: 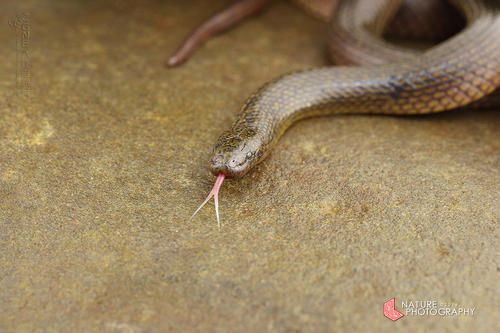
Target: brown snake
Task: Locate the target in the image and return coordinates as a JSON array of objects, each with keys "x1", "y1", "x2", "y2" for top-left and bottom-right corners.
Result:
[{"x1": 168, "y1": 0, "x2": 500, "y2": 228}]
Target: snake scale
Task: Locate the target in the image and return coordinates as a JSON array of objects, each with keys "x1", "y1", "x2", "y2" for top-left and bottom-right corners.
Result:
[{"x1": 170, "y1": 0, "x2": 500, "y2": 227}]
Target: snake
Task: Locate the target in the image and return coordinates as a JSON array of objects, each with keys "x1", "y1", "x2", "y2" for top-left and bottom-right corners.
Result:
[{"x1": 168, "y1": 0, "x2": 500, "y2": 228}]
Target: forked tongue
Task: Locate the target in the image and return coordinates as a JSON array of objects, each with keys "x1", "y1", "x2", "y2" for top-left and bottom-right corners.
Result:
[{"x1": 190, "y1": 173, "x2": 226, "y2": 230}]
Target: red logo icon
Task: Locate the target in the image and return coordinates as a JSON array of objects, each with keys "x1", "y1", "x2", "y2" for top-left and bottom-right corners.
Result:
[{"x1": 384, "y1": 298, "x2": 404, "y2": 321}]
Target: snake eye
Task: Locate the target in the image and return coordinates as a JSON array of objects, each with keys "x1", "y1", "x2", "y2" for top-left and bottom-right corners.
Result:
[{"x1": 246, "y1": 151, "x2": 253, "y2": 159}]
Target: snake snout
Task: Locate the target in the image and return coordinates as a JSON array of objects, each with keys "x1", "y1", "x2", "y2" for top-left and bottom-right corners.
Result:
[{"x1": 210, "y1": 152, "x2": 249, "y2": 178}]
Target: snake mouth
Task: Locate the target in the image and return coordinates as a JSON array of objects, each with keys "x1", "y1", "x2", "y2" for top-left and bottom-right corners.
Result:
[{"x1": 210, "y1": 154, "x2": 249, "y2": 179}]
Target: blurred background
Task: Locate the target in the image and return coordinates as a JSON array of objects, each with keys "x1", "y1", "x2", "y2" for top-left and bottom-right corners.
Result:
[{"x1": 0, "y1": 0, "x2": 498, "y2": 331}]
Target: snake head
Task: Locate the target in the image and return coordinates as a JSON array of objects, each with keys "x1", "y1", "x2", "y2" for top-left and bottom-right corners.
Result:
[{"x1": 210, "y1": 127, "x2": 264, "y2": 178}]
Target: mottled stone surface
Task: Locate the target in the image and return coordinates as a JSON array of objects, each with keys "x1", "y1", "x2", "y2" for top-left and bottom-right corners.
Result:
[{"x1": 0, "y1": 0, "x2": 499, "y2": 332}]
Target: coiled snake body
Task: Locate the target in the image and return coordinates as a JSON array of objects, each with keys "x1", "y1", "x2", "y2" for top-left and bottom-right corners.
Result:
[{"x1": 170, "y1": 0, "x2": 500, "y2": 227}]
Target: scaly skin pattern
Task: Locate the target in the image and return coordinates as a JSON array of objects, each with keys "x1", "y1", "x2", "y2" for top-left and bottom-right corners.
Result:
[{"x1": 210, "y1": 0, "x2": 500, "y2": 178}]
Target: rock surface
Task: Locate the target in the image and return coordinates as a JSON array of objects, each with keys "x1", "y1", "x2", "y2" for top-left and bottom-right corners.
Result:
[{"x1": 1, "y1": 0, "x2": 498, "y2": 331}]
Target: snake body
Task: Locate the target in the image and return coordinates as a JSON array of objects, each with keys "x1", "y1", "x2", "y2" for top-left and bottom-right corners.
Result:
[{"x1": 204, "y1": 0, "x2": 500, "y2": 178}]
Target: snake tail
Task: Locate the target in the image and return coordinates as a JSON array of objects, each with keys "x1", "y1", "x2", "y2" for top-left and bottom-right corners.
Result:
[{"x1": 167, "y1": 0, "x2": 272, "y2": 67}]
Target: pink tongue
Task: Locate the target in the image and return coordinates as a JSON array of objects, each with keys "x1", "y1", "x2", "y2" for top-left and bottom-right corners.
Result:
[{"x1": 189, "y1": 173, "x2": 226, "y2": 230}]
